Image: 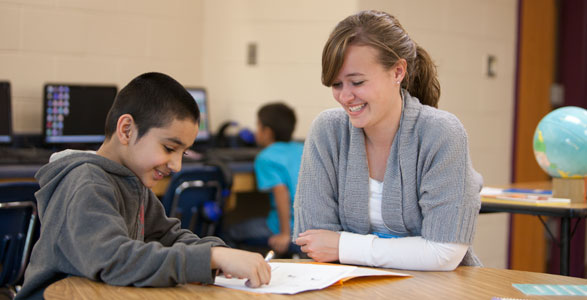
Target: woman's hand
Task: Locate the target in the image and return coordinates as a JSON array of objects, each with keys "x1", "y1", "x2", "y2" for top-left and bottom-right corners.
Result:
[{"x1": 295, "y1": 229, "x2": 340, "y2": 262}]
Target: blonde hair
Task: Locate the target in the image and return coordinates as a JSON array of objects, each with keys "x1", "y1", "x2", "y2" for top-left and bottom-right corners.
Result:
[{"x1": 322, "y1": 10, "x2": 440, "y2": 108}]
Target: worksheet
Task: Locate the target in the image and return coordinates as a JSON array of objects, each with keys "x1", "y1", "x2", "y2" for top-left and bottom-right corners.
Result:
[{"x1": 214, "y1": 262, "x2": 409, "y2": 294}]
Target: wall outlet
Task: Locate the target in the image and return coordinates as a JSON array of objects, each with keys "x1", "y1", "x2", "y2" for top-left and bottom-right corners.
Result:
[
  {"x1": 484, "y1": 54, "x2": 497, "y2": 78},
  {"x1": 247, "y1": 42, "x2": 257, "y2": 66}
]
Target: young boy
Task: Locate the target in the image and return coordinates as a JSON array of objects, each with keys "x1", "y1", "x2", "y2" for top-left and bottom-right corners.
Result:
[
  {"x1": 224, "y1": 103, "x2": 304, "y2": 255},
  {"x1": 16, "y1": 72, "x2": 270, "y2": 299}
]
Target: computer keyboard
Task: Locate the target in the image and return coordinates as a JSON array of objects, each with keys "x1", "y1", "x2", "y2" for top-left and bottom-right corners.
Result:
[
  {"x1": 205, "y1": 147, "x2": 262, "y2": 162},
  {"x1": 0, "y1": 147, "x2": 54, "y2": 165}
]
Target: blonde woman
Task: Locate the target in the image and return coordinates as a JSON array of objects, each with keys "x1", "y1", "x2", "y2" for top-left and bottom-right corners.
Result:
[{"x1": 293, "y1": 10, "x2": 482, "y2": 271}]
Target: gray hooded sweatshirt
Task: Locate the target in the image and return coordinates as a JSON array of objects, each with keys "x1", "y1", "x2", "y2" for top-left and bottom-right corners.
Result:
[{"x1": 16, "y1": 151, "x2": 225, "y2": 299}]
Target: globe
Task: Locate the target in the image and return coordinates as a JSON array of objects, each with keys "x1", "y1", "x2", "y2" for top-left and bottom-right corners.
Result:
[{"x1": 533, "y1": 106, "x2": 587, "y2": 178}]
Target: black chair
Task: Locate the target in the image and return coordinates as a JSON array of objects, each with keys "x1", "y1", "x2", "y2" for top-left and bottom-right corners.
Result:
[
  {"x1": 160, "y1": 163, "x2": 231, "y2": 237},
  {"x1": 0, "y1": 181, "x2": 40, "y2": 298}
]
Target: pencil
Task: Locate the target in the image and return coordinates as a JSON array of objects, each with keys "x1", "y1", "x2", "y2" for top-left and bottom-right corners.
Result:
[{"x1": 264, "y1": 250, "x2": 275, "y2": 261}]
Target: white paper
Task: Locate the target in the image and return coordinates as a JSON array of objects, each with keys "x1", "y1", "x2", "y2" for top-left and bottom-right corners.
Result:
[
  {"x1": 480, "y1": 187, "x2": 506, "y2": 195},
  {"x1": 214, "y1": 262, "x2": 409, "y2": 294}
]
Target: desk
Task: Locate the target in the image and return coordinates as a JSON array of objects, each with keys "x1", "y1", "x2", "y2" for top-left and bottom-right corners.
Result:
[
  {"x1": 481, "y1": 200, "x2": 587, "y2": 276},
  {"x1": 480, "y1": 179, "x2": 587, "y2": 276},
  {"x1": 44, "y1": 265, "x2": 587, "y2": 300},
  {"x1": 0, "y1": 164, "x2": 41, "y2": 180}
]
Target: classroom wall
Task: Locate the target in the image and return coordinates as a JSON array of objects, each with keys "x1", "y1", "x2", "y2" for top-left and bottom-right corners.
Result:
[
  {"x1": 0, "y1": 0, "x2": 206, "y2": 133},
  {"x1": 1, "y1": 0, "x2": 518, "y2": 269},
  {"x1": 201, "y1": 0, "x2": 353, "y2": 144}
]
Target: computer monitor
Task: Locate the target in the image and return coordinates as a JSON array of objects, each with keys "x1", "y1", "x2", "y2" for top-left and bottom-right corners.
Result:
[
  {"x1": 186, "y1": 87, "x2": 211, "y2": 143},
  {"x1": 0, "y1": 81, "x2": 11, "y2": 144},
  {"x1": 43, "y1": 83, "x2": 117, "y2": 145}
]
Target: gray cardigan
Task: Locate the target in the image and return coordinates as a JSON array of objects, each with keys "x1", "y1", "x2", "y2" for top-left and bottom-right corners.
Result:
[{"x1": 293, "y1": 90, "x2": 483, "y2": 266}]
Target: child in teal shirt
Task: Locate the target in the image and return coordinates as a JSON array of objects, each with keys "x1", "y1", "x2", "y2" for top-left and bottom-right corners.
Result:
[{"x1": 225, "y1": 103, "x2": 303, "y2": 255}]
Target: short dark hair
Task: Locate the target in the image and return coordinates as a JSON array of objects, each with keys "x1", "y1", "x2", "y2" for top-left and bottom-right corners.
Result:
[
  {"x1": 104, "y1": 72, "x2": 199, "y2": 140},
  {"x1": 257, "y1": 102, "x2": 296, "y2": 142}
]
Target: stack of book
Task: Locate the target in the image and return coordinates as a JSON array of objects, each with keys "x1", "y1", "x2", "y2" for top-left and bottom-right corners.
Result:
[{"x1": 481, "y1": 187, "x2": 571, "y2": 206}]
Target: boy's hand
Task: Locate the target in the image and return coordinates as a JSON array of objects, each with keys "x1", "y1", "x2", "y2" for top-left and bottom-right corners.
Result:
[
  {"x1": 268, "y1": 233, "x2": 291, "y2": 254},
  {"x1": 211, "y1": 247, "x2": 271, "y2": 287},
  {"x1": 295, "y1": 229, "x2": 340, "y2": 262}
]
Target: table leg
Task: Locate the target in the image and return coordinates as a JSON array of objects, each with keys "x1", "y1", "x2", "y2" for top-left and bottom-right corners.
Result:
[{"x1": 560, "y1": 218, "x2": 570, "y2": 276}]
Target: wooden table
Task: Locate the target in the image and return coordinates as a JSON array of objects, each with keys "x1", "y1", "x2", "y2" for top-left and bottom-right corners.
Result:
[{"x1": 44, "y1": 265, "x2": 587, "y2": 300}]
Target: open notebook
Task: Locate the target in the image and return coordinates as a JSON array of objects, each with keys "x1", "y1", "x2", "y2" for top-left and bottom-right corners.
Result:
[{"x1": 214, "y1": 262, "x2": 410, "y2": 294}]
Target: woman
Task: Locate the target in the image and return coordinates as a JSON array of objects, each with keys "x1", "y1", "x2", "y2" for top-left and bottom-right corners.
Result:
[{"x1": 293, "y1": 10, "x2": 483, "y2": 271}]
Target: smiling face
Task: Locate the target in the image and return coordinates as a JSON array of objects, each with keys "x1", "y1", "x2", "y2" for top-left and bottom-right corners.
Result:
[
  {"x1": 331, "y1": 45, "x2": 402, "y2": 130},
  {"x1": 122, "y1": 117, "x2": 198, "y2": 188}
]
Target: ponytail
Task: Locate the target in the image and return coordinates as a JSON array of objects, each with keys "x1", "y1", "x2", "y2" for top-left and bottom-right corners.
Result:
[{"x1": 406, "y1": 45, "x2": 440, "y2": 108}]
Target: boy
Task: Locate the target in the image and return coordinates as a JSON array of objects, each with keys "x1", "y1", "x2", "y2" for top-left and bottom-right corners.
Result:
[
  {"x1": 224, "y1": 103, "x2": 304, "y2": 255},
  {"x1": 16, "y1": 72, "x2": 270, "y2": 299}
]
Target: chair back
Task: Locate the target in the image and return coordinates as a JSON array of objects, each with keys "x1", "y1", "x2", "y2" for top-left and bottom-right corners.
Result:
[
  {"x1": 0, "y1": 181, "x2": 40, "y2": 288},
  {"x1": 160, "y1": 163, "x2": 231, "y2": 237}
]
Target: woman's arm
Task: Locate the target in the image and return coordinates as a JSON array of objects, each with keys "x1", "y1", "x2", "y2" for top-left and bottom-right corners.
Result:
[
  {"x1": 417, "y1": 113, "x2": 482, "y2": 246},
  {"x1": 339, "y1": 233, "x2": 468, "y2": 271},
  {"x1": 293, "y1": 113, "x2": 343, "y2": 237},
  {"x1": 295, "y1": 229, "x2": 467, "y2": 271}
]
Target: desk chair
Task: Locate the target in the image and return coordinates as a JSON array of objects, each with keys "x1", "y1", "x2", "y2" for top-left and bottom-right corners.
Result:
[
  {"x1": 0, "y1": 181, "x2": 40, "y2": 298},
  {"x1": 160, "y1": 164, "x2": 232, "y2": 238}
]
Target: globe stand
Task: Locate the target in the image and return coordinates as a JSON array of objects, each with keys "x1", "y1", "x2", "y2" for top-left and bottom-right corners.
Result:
[{"x1": 552, "y1": 177, "x2": 587, "y2": 204}]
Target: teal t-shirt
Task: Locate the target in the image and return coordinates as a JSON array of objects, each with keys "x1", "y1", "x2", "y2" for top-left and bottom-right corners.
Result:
[{"x1": 254, "y1": 141, "x2": 304, "y2": 234}]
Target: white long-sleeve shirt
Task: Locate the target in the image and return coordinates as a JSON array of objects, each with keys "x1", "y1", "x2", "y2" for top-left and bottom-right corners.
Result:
[{"x1": 338, "y1": 178, "x2": 467, "y2": 271}]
